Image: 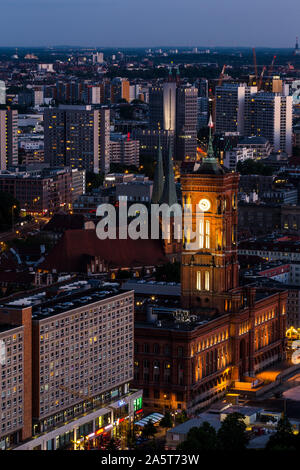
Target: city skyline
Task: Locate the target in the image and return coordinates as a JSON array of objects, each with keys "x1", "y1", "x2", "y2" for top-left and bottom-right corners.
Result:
[{"x1": 1, "y1": 0, "x2": 300, "y2": 48}]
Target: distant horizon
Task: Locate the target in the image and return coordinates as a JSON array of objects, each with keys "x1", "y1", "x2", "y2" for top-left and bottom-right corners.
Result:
[{"x1": 0, "y1": 45, "x2": 297, "y2": 51}]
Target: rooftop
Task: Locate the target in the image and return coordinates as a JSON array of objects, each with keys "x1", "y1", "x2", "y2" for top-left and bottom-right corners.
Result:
[{"x1": 0, "y1": 280, "x2": 132, "y2": 320}]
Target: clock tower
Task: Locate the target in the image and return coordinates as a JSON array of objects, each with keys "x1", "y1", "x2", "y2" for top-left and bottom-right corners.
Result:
[{"x1": 181, "y1": 121, "x2": 240, "y2": 312}]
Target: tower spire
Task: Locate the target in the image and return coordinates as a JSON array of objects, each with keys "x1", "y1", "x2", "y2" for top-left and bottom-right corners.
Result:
[
  {"x1": 151, "y1": 126, "x2": 164, "y2": 203},
  {"x1": 159, "y1": 140, "x2": 177, "y2": 205},
  {"x1": 206, "y1": 115, "x2": 215, "y2": 161},
  {"x1": 195, "y1": 116, "x2": 226, "y2": 175}
]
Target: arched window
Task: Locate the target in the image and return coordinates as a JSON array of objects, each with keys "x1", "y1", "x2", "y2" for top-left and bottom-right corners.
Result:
[
  {"x1": 196, "y1": 271, "x2": 201, "y2": 290},
  {"x1": 205, "y1": 271, "x2": 210, "y2": 291},
  {"x1": 199, "y1": 220, "x2": 204, "y2": 248},
  {"x1": 205, "y1": 220, "x2": 210, "y2": 248}
]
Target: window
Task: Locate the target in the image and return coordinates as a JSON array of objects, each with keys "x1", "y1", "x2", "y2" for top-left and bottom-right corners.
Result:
[
  {"x1": 196, "y1": 271, "x2": 201, "y2": 291},
  {"x1": 205, "y1": 221, "x2": 210, "y2": 248},
  {"x1": 199, "y1": 220, "x2": 204, "y2": 248},
  {"x1": 205, "y1": 271, "x2": 210, "y2": 291}
]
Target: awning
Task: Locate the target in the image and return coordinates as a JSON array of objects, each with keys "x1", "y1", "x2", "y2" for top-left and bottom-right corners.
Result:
[{"x1": 135, "y1": 412, "x2": 164, "y2": 427}]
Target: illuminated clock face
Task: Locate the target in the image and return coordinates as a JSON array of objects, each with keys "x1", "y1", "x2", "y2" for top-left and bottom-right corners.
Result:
[{"x1": 198, "y1": 199, "x2": 211, "y2": 212}]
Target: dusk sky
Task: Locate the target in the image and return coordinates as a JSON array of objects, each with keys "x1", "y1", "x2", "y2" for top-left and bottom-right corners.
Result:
[{"x1": 1, "y1": 0, "x2": 300, "y2": 48}]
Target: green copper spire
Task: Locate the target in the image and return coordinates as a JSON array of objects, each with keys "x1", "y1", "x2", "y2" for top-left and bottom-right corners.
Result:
[
  {"x1": 160, "y1": 141, "x2": 178, "y2": 206},
  {"x1": 195, "y1": 115, "x2": 226, "y2": 175},
  {"x1": 151, "y1": 132, "x2": 164, "y2": 204},
  {"x1": 206, "y1": 115, "x2": 217, "y2": 161}
]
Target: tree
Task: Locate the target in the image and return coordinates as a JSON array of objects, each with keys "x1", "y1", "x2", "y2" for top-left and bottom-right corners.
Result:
[
  {"x1": 86, "y1": 171, "x2": 104, "y2": 192},
  {"x1": 142, "y1": 420, "x2": 157, "y2": 439},
  {"x1": 176, "y1": 410, "x2": 188, "y2": 424},
  {"x1": 155, "y1": 261, "x2": 180, "y2": 283},
  {"x1": 160, "y1": 411, "x2": 173, "y2": 429},
  {"x1": 266, "y1": 415, "x2": 296, "y2": 451},
  {"x1": 217, "y1": 413, "x2": 249, "y2": 451},
  {"x1": 177, "y1": 422, "x2": 218, "y2": 452},
  {"x1": 236, "y1": 159, "x2": 273, "y2": 176}
]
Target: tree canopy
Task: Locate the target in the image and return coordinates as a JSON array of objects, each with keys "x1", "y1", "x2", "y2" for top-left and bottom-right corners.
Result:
[
  {"x1": 217, "y1": 412, "x2": 249, "y2": 451},
  {"x1": 236, "y1": 158, "x2": 274, "y2": 176},
  {"x1": 177, "y1": 422, "x2": 218, "y2": 452}
]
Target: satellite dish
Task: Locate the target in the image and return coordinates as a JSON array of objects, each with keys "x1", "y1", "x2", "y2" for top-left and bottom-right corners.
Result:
[
  {"x1": 291, "y1": 349, "x2": 300, "y2": 365},
  {"x1": 291, "y1": 340, "x2": 300, "y2": 350}
]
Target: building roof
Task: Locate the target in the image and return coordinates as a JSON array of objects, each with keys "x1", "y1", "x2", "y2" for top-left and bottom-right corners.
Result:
[
  {"x1": 42, "y1": 213, "x2": 86, "y2": 233},
  {"x1": 40, "y1": 229, "x2": 168, "y2": 272},
  {"x1": 238, "y1": 136, "x2": 269, "y2": 145}
]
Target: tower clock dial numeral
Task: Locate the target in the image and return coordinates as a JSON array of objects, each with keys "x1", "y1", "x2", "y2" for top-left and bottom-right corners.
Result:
[{"x1": 198, "y1": 199, "x2": 211, "y2": 212}]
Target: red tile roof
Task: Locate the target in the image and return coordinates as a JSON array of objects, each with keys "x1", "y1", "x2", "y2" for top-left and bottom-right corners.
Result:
[{"x1": 40, "y1": 229, "x2": 168, "y2": 273}]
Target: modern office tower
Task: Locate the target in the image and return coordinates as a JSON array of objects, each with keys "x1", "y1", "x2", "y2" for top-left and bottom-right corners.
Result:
[
  {"x1": 196, "y1": 78, "x2": 208, "y2": 98},
  {"x1": 175, "y1": 85, "x2": 198, "y2": 160},
  {"x1": 110, "y1": 135, "x2": 140, "y2": 167},
  {"x1": 111, "y1": 78, "x2": 130, "y2": 103},
  {"x1": 197, "y1": 97, "x2": 209, "y2": 130},
  {"x1": 149, "y1": 83, "x2": 198, "y2": 160},
  {"x1": 0, "y1": 81, "x2": 6, "y2": 104},
  {"x1": 0, "y1": 281, "x2": 142, "y2": 450},
  {"x1": 92, "y1": 52, "x2": 104, "y2": 64},
  {"x1": 44, "y1": 105, "x2": 110, "y2": 173},
  {"x1": 247, "y1": 94, "x2": 293, "y2": 155},
  {"x1": 215, "y1": 83, "x2": 257, "y2": 136},
  {"x1": 0, "y1": 109, "x2": 18, "y2": 169},
  {"x1": 149, "y1": 82, "x2": 176, "y2": 131}
]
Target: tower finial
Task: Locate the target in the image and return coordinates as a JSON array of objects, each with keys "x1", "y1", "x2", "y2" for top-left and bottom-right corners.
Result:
[{"x1": 206, "y1": 115, "x2": 215, "y2": 160}]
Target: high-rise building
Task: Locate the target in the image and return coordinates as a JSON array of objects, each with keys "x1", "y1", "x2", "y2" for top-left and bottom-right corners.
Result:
[
  {"x1": 149, "y1": 82, "x2": 198, "y2": 160},
  {"x1": 44, "y1": 105, "x2": 110, "y2": 173},
  {"x1": 215, "y1": 83, "x2": 257, "y2": 136},
  {"x1": 0, "y1": 109, "x2": 18, "y2": 169},
  {"x1": 92, "y1": 52, "x2": 104, "y2": 64},
  {"x1": 111, "y1": 78, "x2": 130, "y2": 103},
  {"x1": 0, "y1": 81, "x2": 6, "y2": 105},
  {"x1": 175, "y1": 85, "x2": 198, "y2": 161},
  {"x1": 247, "y1": 93, "x2": 293, "y2": 155},
  {"x1": 0, "y1": 281, "x2": 142, "y2": 450}
]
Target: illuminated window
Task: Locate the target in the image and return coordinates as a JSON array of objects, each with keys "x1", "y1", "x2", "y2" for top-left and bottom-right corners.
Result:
[
  {"x1": 199, "y1": 220, "x2": 204, "y2": 248},
  {"x1": 205, "y1": 220, "x2": 210, "y2": 248},
  {"x1": 205, "y1": 271, "x2": 210, "y2": 291},
  {"x1": 196, "y1": 271, "x2": 201, "y2": 290}
]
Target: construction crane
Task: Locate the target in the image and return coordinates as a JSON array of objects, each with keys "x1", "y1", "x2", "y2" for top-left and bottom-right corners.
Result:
[
  {"x1": 252, "y1": 48, "x2": 258, "y2": 82},
  {"x1": 258, "y1": 66, "x2": 266, "y2": 91},
  {"x1": 269, "y1": 55, "x2": 276, "y2": 76},
  {"x1": 217, "y1": 64, "x2": 227, "y2": 87}
]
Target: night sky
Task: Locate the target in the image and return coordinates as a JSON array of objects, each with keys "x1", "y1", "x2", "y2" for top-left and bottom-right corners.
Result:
[{"x1": 1, "y1": 0, "x2": 299, "y2": 47}]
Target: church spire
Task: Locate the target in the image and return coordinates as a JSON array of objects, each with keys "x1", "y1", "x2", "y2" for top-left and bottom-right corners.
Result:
[
  {"x1": 151, "y1": 130, "x2": 164, "y2": 204},
  {"x1": 195, "y1": 116, "x2": 226, "y2": 175},
  {"x1": 159, "y1": 140, "x2": 178, "y2": 206},
  {"x1": 206, "y1": 115, "x2": 216, "y2": 161}
]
